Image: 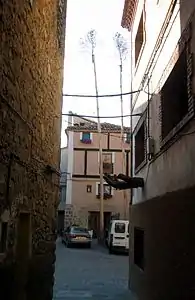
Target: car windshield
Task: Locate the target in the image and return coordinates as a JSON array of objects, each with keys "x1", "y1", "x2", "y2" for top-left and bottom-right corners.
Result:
[
  {"x1": 115, "y1": 223, "x2": 125, "y2": 233},
  {"x1": 71, "y1": 227, "x2": 88, "y2": 234}
]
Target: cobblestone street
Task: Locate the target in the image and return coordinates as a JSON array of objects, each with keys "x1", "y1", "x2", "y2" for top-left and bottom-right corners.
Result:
[{"x1": 53, "y1": 239, "x2": 136, "y2": 300}]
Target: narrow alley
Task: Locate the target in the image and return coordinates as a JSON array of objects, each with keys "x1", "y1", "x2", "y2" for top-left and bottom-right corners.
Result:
[{"x1": 53, "y1": 239, "x2": 136, "y2": 300}]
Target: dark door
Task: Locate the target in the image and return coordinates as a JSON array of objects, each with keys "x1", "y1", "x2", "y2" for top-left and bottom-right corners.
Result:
[
  {"x1": 88, "y1": 211, "x2": 111, "y2": 238},
  {"x1": 88, "y1": 212, "x2": 99, "y2": 238},
  {"x1": 16, "y1": 213, "x2": 31, "y2": 260},
  {"x1": 104, "y1": 212, "x2": 111, "y2": 230},
  {"x1": 16, "y1": 213, "x2": 31, "y2": 300},
  {"x1": 57, "y1": 210, "x2": 65, "y2": 235}
]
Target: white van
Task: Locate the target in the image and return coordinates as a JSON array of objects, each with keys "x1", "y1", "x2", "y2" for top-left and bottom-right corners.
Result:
[{"x1": 107, "y1": 220, "x2": 129, "y2": 254}]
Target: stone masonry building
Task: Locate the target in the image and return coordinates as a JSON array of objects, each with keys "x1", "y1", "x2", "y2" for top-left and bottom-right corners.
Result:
[{"x1": 0, "y1": 1, "x2": 67, "y2": 299}]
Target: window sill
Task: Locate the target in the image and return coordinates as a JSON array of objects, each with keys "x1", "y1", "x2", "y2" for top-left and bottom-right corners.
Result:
[
  {"x1": 96, "y1": 194, "x2": 112, "y2": 200},
  {"x1": 134, "y1": 158, "x2": 147, "y2": 175},
  {"x1": 80, "y1": 140, "x2": 92, "y2": 144}
]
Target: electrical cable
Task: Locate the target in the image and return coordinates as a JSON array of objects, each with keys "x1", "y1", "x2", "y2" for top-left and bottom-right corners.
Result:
[
  {"x1": 180, "y1": 130, "x2": 195, "y2": 136},
  {"x1": 62, "y1": 90, "x2": 141, "y2": 98},
  {"x1": 62, "y1": 112, "x2": 142, "y2": 118}
]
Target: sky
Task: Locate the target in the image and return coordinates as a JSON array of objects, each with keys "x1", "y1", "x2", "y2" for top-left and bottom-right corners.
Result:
[{"x1": 61, "y1": 0, "x2": 131, "y2": 147}]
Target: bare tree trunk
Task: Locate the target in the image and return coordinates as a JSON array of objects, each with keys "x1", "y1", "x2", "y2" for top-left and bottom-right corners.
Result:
[
  {"x1": 114, "y1": 32, "x2": 129, "y2": 220},
  {"x1": 92, "y1": 53, "x2": 104, "y2": 241}
]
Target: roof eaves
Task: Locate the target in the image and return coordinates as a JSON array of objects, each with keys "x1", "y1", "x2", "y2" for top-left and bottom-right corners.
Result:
[{"x1": 121, "y1": 0, "x2": 138, "y2": 31}]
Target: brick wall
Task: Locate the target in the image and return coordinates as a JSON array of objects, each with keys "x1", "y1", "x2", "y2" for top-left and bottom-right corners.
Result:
[{"x1": 0, "y1": 1, "x2": 67, "y2": 299}]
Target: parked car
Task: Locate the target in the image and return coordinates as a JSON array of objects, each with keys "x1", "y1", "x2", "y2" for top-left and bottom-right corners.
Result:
[
  {"x1": 62, "y1": 226, "x2": 92, "y2": 248},
  {"x1": 107, "y1": 220, "x2": 129, "y2": 254}
]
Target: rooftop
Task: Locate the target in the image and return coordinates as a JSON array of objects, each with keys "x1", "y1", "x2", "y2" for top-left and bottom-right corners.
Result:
[
  {"x1": 121, "y1": 0, "x2": 138, "y2": 31},
  {"x1": 67, "y1": 121, "x2": 130, "y2": 133}
]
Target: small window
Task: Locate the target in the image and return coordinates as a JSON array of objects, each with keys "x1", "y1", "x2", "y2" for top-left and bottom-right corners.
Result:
[
  {"x1": 134, "y1": 227, "x2": 144, "y2": 270},
  {"x1": 96, "y1": 183, "x2": 112, "y2": 199},
  {"x1": 161, "y1": 46, "x2": 188, "y2": 140},
  {"x1": 135, "y1": 11, "x2": 145, "y2": 66},
  {"x1": 71, "y1": 227, "x2": 88, "y2": 234},
  {"x1": 125, "y1": 133, "x2": 131, "y2": 144},
  {"x1": 98, "y1": 184, "x2": 112, "y2": 195},
  {"x1": 0, "y1": 222, "x2": 8, "y2": 253},
  {"x1": 135, "y1": 122, "x2": 145, "y2": 170},
  {"x1": 87, "y1": 185, "x2": 92, "y2": 193},
  {"x1": 81, "y1": 132, "x2": 92, "y2": 144},
  {"x1": 80, "y1": 122, "x2": 85, "y2": 126},
  {"x1": 115, "y1": 223, "x2": 125, "y2": 233}
]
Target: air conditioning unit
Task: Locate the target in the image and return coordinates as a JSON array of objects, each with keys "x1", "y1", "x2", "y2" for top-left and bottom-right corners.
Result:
[{"x1": 147, "y1": 137, "x2": 155, "y2": 158}]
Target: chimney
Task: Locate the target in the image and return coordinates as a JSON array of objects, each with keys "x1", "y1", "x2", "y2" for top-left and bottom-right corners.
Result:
[{"x1": 68, "y1": 111, "x2": 73, "y2": 125}]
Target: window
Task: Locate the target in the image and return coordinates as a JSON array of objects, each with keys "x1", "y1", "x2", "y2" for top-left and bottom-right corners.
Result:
[
  {"x1": 124, "y1": 133, "x2": 131, "y2": 144},
  {"x1": 60, "y1": 186, "x2": 66, "y2": 202},
  {"x1": 115, "y1": 223, "x2": 125, "y2": 233},
  {"x1": 161, "y1": 47, "x2": 188, "y2": 140},
  {"x1": 135, "y1": 11, "x2": 144, "y2": 66},
  {"x1": 135, "y1": 122, "x2": 145, "y2": 170},
  {"x1": 87, "y1": 185, "x2": 92, "y2": 193},
  {"x1": 102, "y1": 152, "x2": 114, "y2": 174},
  {"x1": 134, "y1": 227, "x2": 144, "y2": 270},
  {"x1": 0, "y1": 222, "x2": 8, "y2": 253},
  {"x1": 80, "y1": 132, "x2": 92, "y2": 144},
  {"x1": 71, "y1": 227, "x2": 88, "y2": 234},
  {"x1": 96, "y1": 183, "x2": 113, "y2": 199}
]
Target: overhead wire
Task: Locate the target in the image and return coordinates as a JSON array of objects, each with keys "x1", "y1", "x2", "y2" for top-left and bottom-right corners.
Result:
[
  {"x1": 61, "y1": 112, "x2": 142, "y2": 118},
  {"x1": 63, "y1": 90, "x2": 141, "y2": 98}
]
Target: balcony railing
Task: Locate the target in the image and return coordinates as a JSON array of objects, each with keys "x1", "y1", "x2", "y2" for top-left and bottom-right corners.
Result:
[
  {"x1": 81, "y1": 138, "x2": 92, "y2": 144},
  {"x1": 96, "y1": 193, "x2": 112, "y2": 200}
]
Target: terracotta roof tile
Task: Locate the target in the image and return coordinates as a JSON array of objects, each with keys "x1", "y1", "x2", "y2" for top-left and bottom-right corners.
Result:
[
  {"x1": 67, "y1": 122, "x2": 130, "y2": 133},
  {"x1": 121, "y1": 0, "x2": 138, "y2": 31}
]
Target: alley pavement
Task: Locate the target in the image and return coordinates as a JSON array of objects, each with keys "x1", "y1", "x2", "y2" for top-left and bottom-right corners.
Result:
[{"x1": 53, "y1": 238, "x2": 137, "y2": 300}]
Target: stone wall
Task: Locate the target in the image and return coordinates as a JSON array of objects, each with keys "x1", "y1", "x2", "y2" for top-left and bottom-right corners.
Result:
[{"x1": 0, "y1": 1, "x2": 67, "y2": 299}]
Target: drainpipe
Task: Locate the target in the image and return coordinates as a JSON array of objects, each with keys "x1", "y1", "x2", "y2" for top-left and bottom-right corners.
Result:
[
  {"x1": 130, "y1": 30, "x2": 133, "y2": 207},
  {"x1": 147, "y1": 75, "x2": 151, "y2": 140},
  {"x1": 129, "y1": 28, "x2": 134, "y2": 292}
]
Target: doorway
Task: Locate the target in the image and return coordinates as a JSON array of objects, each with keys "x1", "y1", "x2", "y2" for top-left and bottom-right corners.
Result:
[
  {"x1": 88, "y1": 211, "x2": 111, "y2": 238},
  {"x1": 16, "y1": 212, "x2": 31, "y2": 260},
  {"x1": 15, "y1": 213, "x2": 31, "y2": 300},
  {"x1": 57, "y1": 210, "x2": 65, "y2": 235}
]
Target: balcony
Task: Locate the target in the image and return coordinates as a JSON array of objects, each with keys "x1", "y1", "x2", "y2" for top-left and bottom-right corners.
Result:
[{"x1": 103, "y1": 162, "x2": 113, "y2": 174}]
